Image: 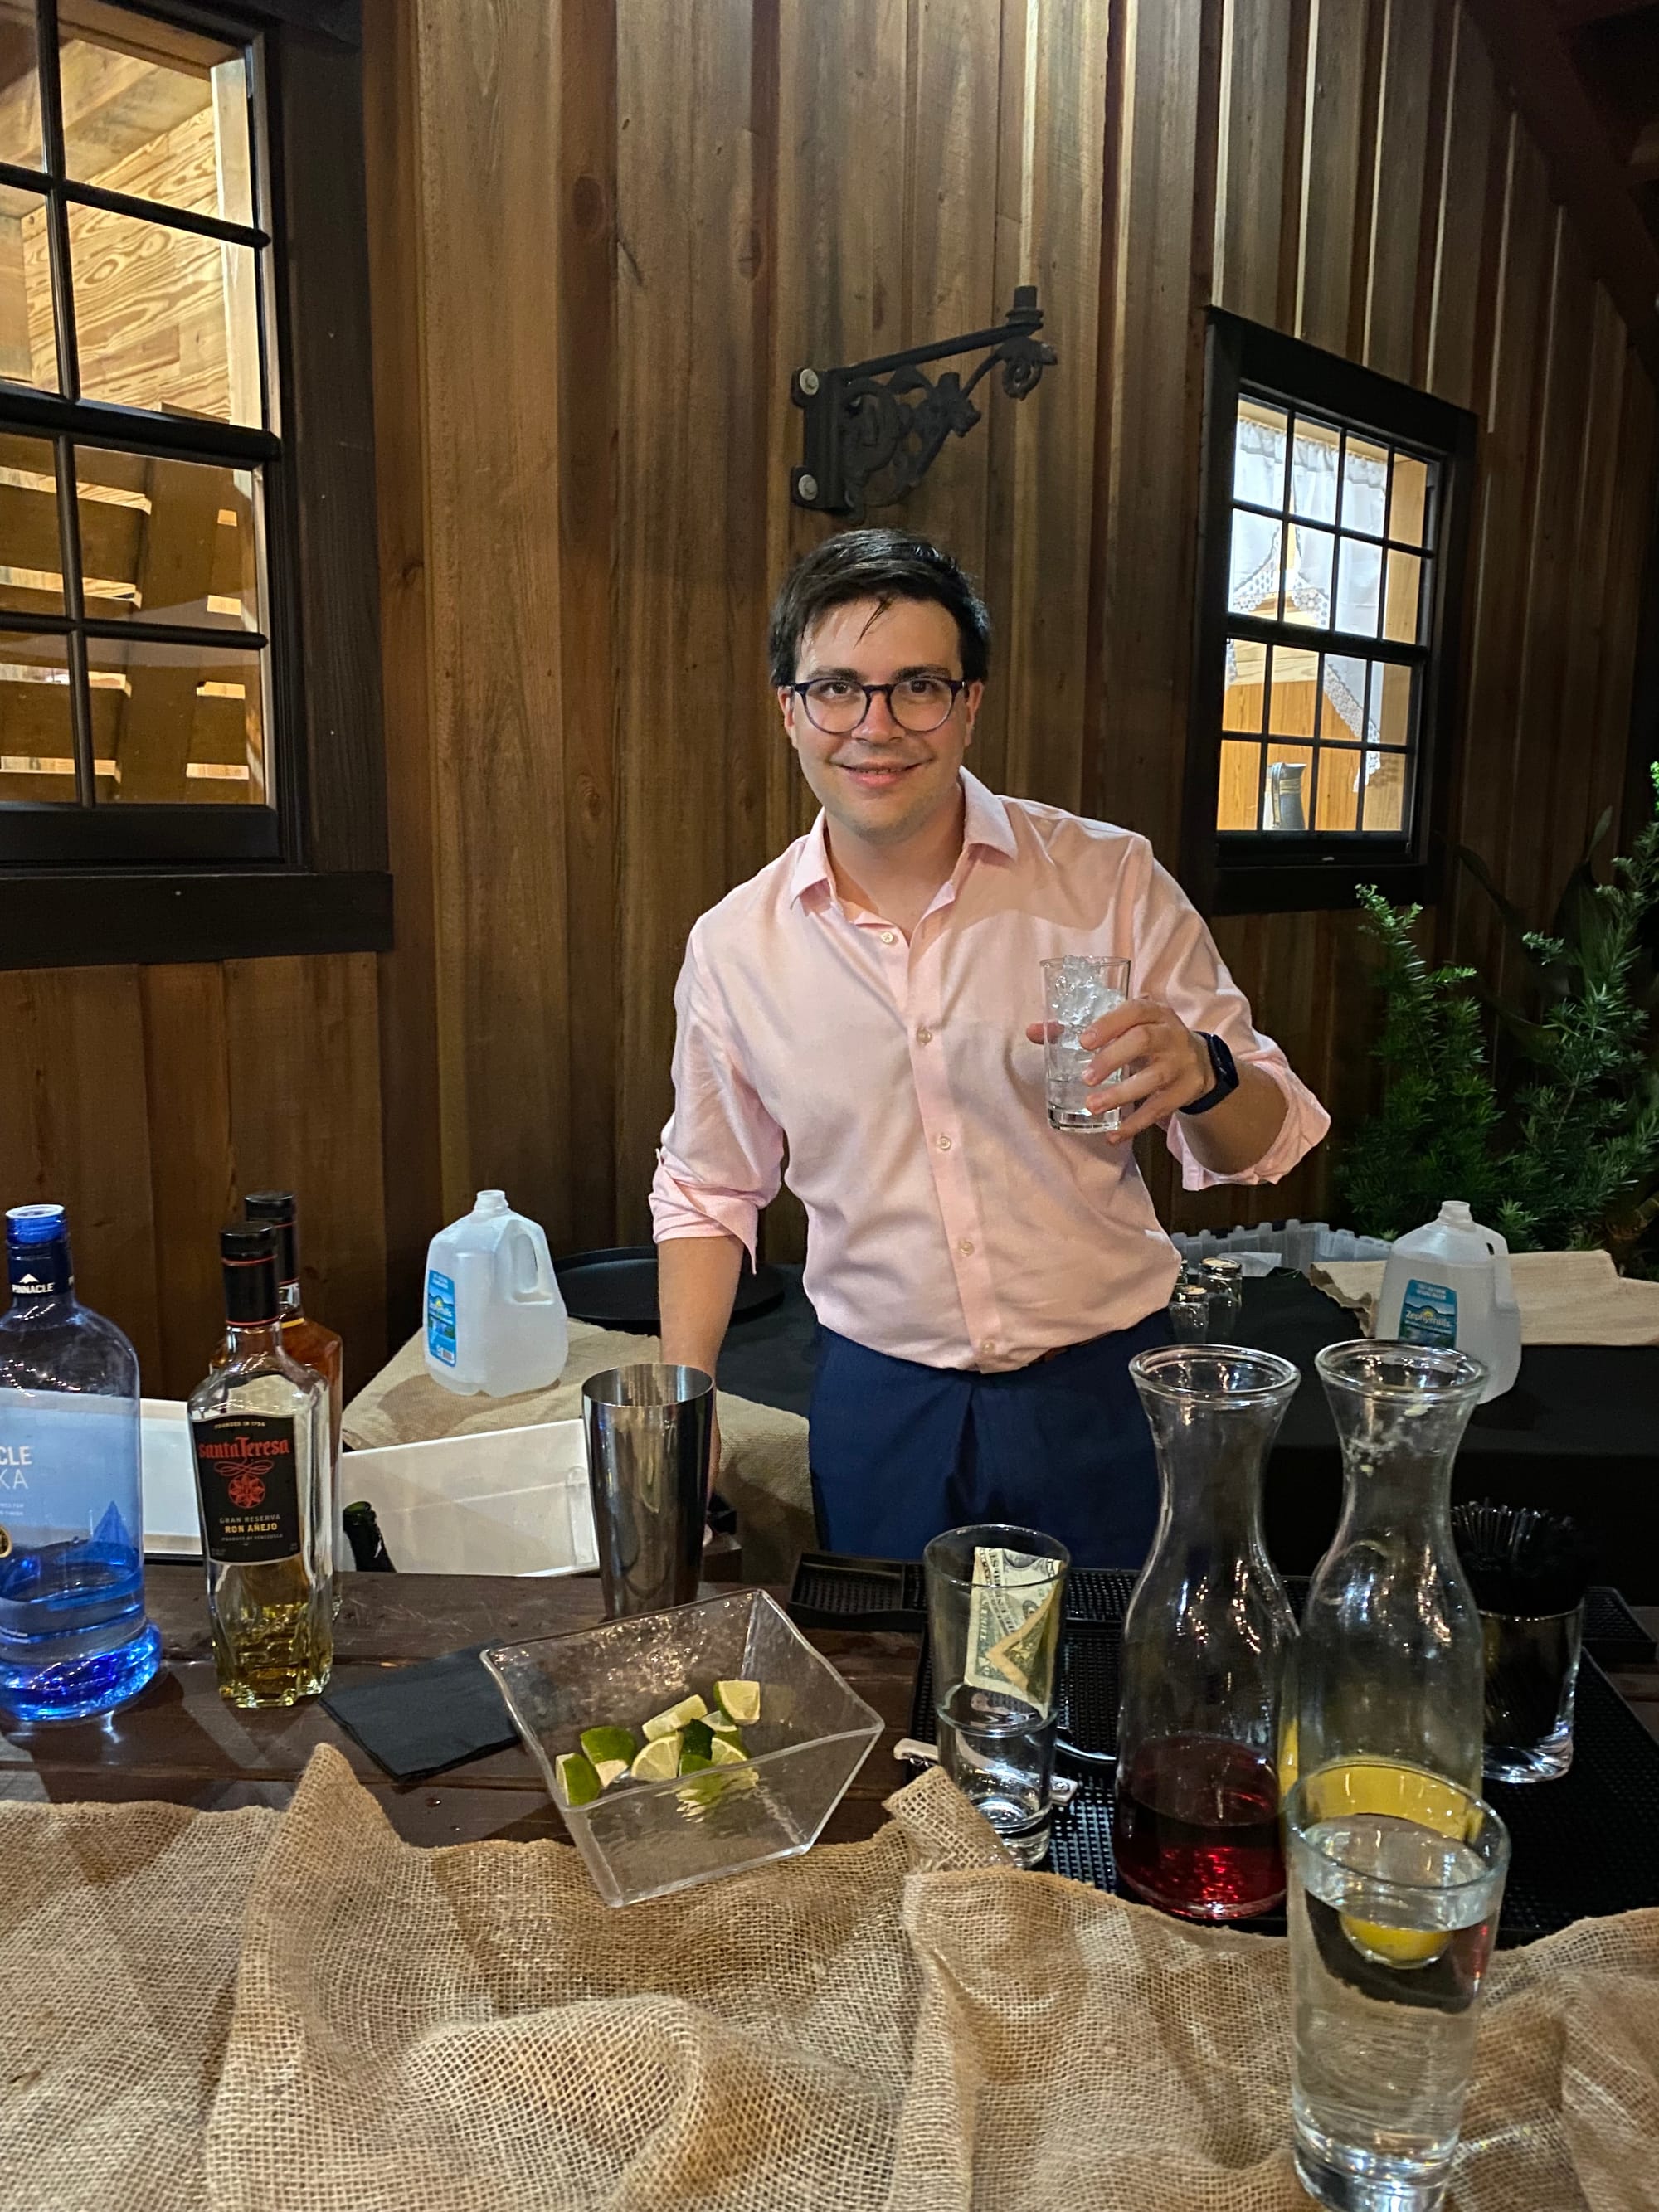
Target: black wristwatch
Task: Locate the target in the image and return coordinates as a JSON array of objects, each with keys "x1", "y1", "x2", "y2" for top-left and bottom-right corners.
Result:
[{"x1": 1180, "y1": 1031, "x2": 1239, "y2": 1116}]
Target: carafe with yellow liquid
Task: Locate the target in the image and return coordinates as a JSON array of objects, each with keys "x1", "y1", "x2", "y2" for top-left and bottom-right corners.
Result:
[{"x1": 1292, "y1": 1340, "x2": 1487, "y2": 1802}]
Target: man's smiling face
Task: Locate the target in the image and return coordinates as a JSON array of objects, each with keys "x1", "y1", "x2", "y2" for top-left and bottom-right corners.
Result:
[{"x1": 780, "y1": 596, "x2": 982, "y2": 851}]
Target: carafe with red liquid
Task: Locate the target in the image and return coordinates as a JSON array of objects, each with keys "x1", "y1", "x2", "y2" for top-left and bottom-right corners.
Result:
[{"x1": 1114, "y1": 1344, "x2": 1300, "y2": 1920}]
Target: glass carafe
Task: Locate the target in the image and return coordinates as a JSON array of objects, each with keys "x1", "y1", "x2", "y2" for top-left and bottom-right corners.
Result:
[
  {"x1": 1114, "y1": 1345, "x2": 1301, "y2": 1920},
  {"x1": 1296, "y1": 1341, "x2": 1486, "y2": 1796}
]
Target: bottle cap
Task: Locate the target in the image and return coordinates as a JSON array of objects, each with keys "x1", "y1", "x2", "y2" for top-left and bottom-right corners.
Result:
[
  {"x1": 244, "y1": 1191, "x2": 299, "y2": 1285},
  {"x1": 221, "y1": 1223, "x2": 280, "y2": 1325},
  {"x1": 474, "y1": 1190, "x2": 509, "y2": 1216},
  {"x1": 6, "y1": 1204, "x2": 72, "y2": 1297}
]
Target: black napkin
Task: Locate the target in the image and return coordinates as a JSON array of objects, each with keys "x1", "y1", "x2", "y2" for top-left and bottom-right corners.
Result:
[{"x1": 322, "y1": 1644, "x2": 519, "y2": 1781}]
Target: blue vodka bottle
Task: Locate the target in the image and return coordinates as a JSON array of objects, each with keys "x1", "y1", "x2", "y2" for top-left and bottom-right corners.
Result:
[{"x1": 0, "y1": 1205, "x2": 162, "y2": 1720}]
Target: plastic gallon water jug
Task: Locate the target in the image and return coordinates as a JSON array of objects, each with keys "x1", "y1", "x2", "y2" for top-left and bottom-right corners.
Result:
[
  {"x1": 423, "y1": 1192, "x2": 569, "y2": 1398},
  {"x1": 1374, "y1": 1200, "x2": 1522, "y2": 1403}
]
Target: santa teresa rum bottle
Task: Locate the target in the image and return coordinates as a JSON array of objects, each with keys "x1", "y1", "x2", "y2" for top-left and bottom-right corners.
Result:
[{"x1": 189, "y1": 1226, "x2": 332, "y2": 1707}]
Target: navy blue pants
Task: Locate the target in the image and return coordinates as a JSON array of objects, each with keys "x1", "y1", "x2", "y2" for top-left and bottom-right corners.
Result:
[{"x1": 807, "y1": 1310, "x2": 1170, "y2": 1569}]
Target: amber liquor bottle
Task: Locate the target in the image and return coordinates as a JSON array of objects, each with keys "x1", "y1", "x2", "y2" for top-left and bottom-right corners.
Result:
[
  {"x1": 242, "y1": 1192, "x2": 343, "y2": 1611},
  {"x1": 189, "y1": 1226, "x2": 332, "y2": 1707}
]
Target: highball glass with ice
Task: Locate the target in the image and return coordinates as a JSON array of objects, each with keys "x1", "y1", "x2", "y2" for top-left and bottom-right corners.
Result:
[{"x1": 1041, "y1": 955, "x2": 1131, "y2": 1133}]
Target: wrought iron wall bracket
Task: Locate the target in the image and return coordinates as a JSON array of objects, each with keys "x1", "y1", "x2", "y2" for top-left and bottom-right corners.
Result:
[{"x1": 790, "y1": 285, "x2": 1057, "y2": 517}]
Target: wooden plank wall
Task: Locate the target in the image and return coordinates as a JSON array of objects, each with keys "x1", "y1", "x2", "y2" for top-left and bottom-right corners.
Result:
[
  {"x1": 0, "y1": 957, "x2": 387, "y2": 1398},
  {"x1": 349, "y1": 0, "x2": 1657, "y2": 1290}
]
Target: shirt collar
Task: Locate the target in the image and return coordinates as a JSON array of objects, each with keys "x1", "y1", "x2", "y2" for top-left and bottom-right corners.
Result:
[{"x1": 788, "y1": 770, "x2": 1016, "y2": 907}]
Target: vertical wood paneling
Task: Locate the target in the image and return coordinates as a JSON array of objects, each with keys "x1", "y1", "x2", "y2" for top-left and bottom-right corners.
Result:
[
  {"x1": 1423, "y1": 2, "x2": 1497, "y2": 411},
  {"x1": 990, "y1": 0, "x2": 1110, "y2": 812},
  {"x1": 363, "y1": 0, "x2": 443, "y2": 1342},
  {"x1": 222, "y1": 957, "x2": 387, "y2": 1394},
  {"x1": 138, "y1": 964, "x2": 235, "y2": 1393},
  {"x1": 0, "y1": 968, "x2": 162, "y2": 1381},
  {"x1": 1362, "y1": 0, "x2": 1436, "y2": 381},
  {"x1": 615, "y1": 0, "x2": 772, "y2": 1242},
  {"x1": 1297, "y1": 0, "x2": 1372, "y2": 352},
  {"x1": 413, "y1": 0, "x2": 575, "y2": 1243},
  {"x1": 1092, "y1": 0, "x2": 1220, "y2": 860}
]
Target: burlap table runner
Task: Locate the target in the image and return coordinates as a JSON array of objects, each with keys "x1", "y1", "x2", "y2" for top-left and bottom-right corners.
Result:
[
  {"x1": 343, "y1": 1325, "x2": 816, "y2": 1584},
  {"x1": 2, "y1": 1750, "x2": 1655, "y2": 2210},
  {"x1": 1311, "y1": 1248, "x2": 1659, "y2": 1346}
]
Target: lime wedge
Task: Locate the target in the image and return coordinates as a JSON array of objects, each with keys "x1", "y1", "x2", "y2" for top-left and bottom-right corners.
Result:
[
  {"x1": 709, "y1": 1719, "x2": 744, "y2": 1751},
  {"x1": 708, "y1": 1734, "x2": 747, "y2": 1766},
  {"x1": 580, "y1": 1725, "x2": 638, "y2": 1767},
  {"x1": 714, "y1": 1680, "x2": 761, "y2": 1726},
  {"x1": 630, "y1": 1734, "x2": 683, "y2": 1782},
  {"x1": 679, "y1": 1748, "x2": 713, "y2": 1774},
  {"x1": 682, "y1": 1719, "x2": 714, "y2": 1759},
  {"x1": 556, "y1": 1752, "x2": 601, "y2": 1806},
  {"x1": 593, "y1": 1757, "x2": 630, "y2": 1791},
  {"x1": 643, "y1": 1694, "x2": 708, "y2": 1742}
]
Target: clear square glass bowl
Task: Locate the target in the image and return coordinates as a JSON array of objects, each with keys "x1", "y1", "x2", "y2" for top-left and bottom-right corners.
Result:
[{"x1": 483, "y1": 1589, "x2": 883, "y2": 1906}]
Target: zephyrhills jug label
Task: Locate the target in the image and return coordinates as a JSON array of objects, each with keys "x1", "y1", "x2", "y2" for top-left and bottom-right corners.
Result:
[
  {"x1": 1399, "y1": 1277, "x2": 1458, "y2": 1349},
  {"x1": 192, "y1": 1415, "x2": 303, "y2": 1563}
]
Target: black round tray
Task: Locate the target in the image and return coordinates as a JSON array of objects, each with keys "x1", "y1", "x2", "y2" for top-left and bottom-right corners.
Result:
[{"x1": 553, "y1": 1245, "x2": 786, "y2": 1331}]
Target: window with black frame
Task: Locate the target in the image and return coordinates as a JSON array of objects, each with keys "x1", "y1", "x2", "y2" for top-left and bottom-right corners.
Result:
[
  {"x1": 0, "y1": 0, "x2": 284, "y2": 866},
  {"x1": 1187, "y1": 313, "x2": 1476, "y2": 912}
]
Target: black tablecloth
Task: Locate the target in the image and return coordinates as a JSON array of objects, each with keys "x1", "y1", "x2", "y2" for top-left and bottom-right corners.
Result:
[
  {"x1": 722, "y1": 1266, "x2": 1659, "y2": 1601},
  {"x1": 1242, "y1": 1274, "x2": 1659, "y2": 1599}
]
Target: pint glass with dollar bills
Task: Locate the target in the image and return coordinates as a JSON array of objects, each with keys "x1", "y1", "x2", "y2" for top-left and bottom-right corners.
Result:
[{"x1": 923, "y1": 1524, "x2": 1071, "y2": 1867}]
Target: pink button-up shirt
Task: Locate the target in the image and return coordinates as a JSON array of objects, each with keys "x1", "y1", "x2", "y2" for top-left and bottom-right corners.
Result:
[{"x1": 651, "y1": 772, "x2": 1328, "y2": 1372}]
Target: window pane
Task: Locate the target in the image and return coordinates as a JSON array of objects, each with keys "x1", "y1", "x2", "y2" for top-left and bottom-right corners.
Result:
[
  {"x1": 69, "y1": 204, "x2": 261, "y2": 424},
  {"x1": 0, "y1": 430, "x2": 64, "y2": 615},
  {"x1": 1384, "y1": 549, "x2": 1423, "y2": 644},
  {"x1": 1267, "y1": 642, "x2": 1319, "y2": 735},
  {"x1": 86, "y1": 633, "x2": 267, "y2": 804},
  {"x1": 0, "y1": 630, "x2": 77, "y2": 802},
  {"x1": 1334, "y1": 537, "x2": 1381, "y2": 638},
  {"x1": 1389, "y1": 453, "x2": 1431, "y2": 547},
  {"x1": 1235, "y1": 398, "x2": 1287, "y2": 510},
  {"x1": 1288, "y1": 416, "x2": 1340, "y2": 524},
  {"x1": 1263, "y1": 741, "x2": 1314, "y2": 830},
  {"x1": 1223, "y1": 642, "x2": 1264, "y2": 732},
  {"x1": 1340, "y1": 434, "x2": 1389, "y2": 537},
  {"x1": 1321, "y1": 654, "x2": 1368, "y2": 741},
  {"x1": 1286, "y1": 523, "x2": 1333, "y2": 628},
  {"x1": 74, "y1": 448, "x2": 262, "y2": 630},
  {"x1": 1377, "y1": 660, "x2": 1413, "y2": 748},
  {"x1": 1218, "y1": 739, "x2": 1262, "y2": 831},
  {"x1": 0, "y1": 2, "x2": 42, "y2": 173},
  {"x1": 1228, "y1": 507, "x2": 1282, "y2": 620},
  {"x1": 58, "y1": 2, "x2": 252, "y2": 227},
  {"x1": 1360, "y1": 751, "x2": 1409, "y2": 833},
  {"x1": 0, "y1": 180, "x2": 55, "y2": 391},
  {"x1": 1313, "y1": 745, "x2": 1360, "y2": 831}
]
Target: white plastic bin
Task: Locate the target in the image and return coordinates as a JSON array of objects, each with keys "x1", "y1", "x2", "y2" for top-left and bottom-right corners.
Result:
[
  {"x1": 336, "y1": 1421, "x2": 598, "y2": 1578},
  {"x1": 139, "y1": 1402, "x2": 598, "y2": 1579}
]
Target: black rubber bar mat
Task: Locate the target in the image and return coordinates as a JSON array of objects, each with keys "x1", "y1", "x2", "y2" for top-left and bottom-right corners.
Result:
[
  {"x1": 789, "y1": 1553, "x2": 1656, "y2": 1669},
  {"x1": 906, "y1": 1612, "x2": 1659, "y2": 1943}
]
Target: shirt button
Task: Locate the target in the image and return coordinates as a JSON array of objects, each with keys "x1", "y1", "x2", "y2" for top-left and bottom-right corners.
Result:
[
  {"x1": 936, "y1": 1134, "x2": 952, "y2": 1152},
  {"x1": 880, "y1": 929, "x2": 897, "y2": 945},
  {"x1": 917, "y1": 1027, "x2": 932, "y2": 1044},
  {"x1": 980, "y1": 1339, "x2": 996, "y2": 1354},
  {"x1": 958, "y1": 1239, "x2": 975, "y2": 1257}
]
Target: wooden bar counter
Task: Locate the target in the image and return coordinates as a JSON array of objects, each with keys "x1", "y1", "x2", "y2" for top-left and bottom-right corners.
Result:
[{"x1": 2, "y1": 1566, "x2": 1654, "y2": 1856}]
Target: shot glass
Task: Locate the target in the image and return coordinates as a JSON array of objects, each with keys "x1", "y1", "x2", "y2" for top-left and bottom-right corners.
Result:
[
  {"x1": 1199, "y1": 1255, "x2": 1244, "y2": 1339},
  {"x1": 1041, "y1": 955, "x2": 1131, "y2": 1134},
  {"x1": 923, "y1": 1523, "x2": 1070, "y2": 1869},
  {"x1": 1479, "y1": 1599, "x2": 1584, "y2": 1783},
  {"x1": 1285, "y1": 1762, "x2": 1510, "y2": 2212},
  {"x1": 1167, "y1": 1278, "x2": 1211, "y2": 1341}
]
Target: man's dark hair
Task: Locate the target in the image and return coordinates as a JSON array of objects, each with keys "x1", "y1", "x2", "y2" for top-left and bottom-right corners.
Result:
[{"x1": 767, "y1": 528, "x2": 991, "y2": 688}]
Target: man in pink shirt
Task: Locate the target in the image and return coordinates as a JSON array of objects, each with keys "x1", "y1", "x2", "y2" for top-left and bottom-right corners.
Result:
[{"x1": 653, "y1": 531, "x2": 1327, "y2": 1565}]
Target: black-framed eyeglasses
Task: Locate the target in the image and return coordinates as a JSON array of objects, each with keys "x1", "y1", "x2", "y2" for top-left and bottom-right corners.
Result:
[{"x1": 790, "y1": 675, "x2": 969, "y2": 735}]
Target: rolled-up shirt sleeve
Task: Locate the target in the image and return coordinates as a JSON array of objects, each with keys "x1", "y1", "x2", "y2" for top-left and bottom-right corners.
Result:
[
  {"x1": 1127, "y1": 843, "x2": 1331, "y2": 1189},
  {"x1": 649, "y1": 929, "x2": 785, "y2": 1264}
]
